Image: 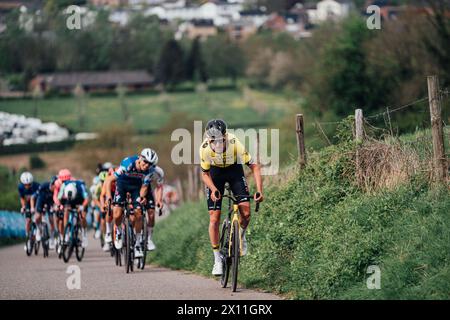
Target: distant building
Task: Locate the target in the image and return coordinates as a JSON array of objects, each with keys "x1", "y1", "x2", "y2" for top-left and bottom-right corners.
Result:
[
  {"x1": 308, "y1": 0, "x2": 354, "y2": 24},
  {"x1": 186, "y1": 19, "x2": 218, "y2": 40},
  {"x1": 145, "y1": 0, "x2": 243, "y2": 26},
  {"x1": 30, "y1": 70, "x2": 154, "y2": 94},
  {"x1": 226, "y1": 20, "x2": 258, "y2": 41},
  {"x1": 89, "y1": 0, "x2": 129, "y2": 7}
]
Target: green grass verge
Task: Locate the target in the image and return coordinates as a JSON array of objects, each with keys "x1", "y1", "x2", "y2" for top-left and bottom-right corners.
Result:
[
  {"x1": 150, "y1": 138, "x2": 450, "y2": 299},
  {"x1": 0, "y1": 89, "x2": 296, "y2": 133}
]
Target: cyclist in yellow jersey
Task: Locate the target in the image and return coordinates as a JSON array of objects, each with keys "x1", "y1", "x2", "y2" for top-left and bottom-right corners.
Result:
[{"x1": 199, "y1": 119, "x2": 263, "y2": 276}]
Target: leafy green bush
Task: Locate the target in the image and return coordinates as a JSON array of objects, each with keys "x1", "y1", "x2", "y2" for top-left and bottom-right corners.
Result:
[{"x1": 29, "y1": 154, "x2": 46, "y2": 169}]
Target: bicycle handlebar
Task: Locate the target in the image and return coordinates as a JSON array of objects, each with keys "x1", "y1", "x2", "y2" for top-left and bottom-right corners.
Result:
[{"x1": 214, "y1": 190, "x2": 261, "y2": 212}]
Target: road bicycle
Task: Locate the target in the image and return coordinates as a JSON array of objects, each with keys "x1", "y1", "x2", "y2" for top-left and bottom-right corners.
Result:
[
  {"x1": 217, "y1": 185, "x2": 260, "y2": 292},
  {"x1": 122, "y1": 193, "x2": 148, "y2": 273},
  {"x1": 61, "y1": 206, "x2": 85, "y2": 263},
  {"x1": 25, "y1": 208, "x2": 40, "y2": 257}
]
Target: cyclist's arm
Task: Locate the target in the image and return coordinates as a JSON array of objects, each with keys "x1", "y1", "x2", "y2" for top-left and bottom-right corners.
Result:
[
  {"x1": 154, "y1": 166, "x2": 164, "y2": 206},
  {"x1": 201, "y1": 171, "x2": 218, "y2": 194},
  {"x1": 81, "y1": 184, "x2": 90, "y2": 208},
  {"x1": 105, "y1": 174, "x2": 117, "y2": 199},
  {"x1": 249, "y1": 163, "x2": 263, "y2": 199},
  {"x1": 100, "y1": 182, "x2": 107, "y2": 209},
  {"x1": 30, "y1": 193, "x2": 37, "y2": 211}
]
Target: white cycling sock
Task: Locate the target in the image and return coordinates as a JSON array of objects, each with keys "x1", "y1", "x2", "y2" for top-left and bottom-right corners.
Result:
[
  {"x1": 213, "y1": 250, "x2": 221, "y2": 263},
  {"x1": 147, "y1": 226, "x2": 154, "y2": 239},
  {"x1": 106, "y1": 222, "x2": 112, "y2": 234},
  {"x1": 240, "y1": 226, "x2": 247, "y2": 238},
  {"x1": 136, "y1": 233, "x2": 142, "y2": 246}
]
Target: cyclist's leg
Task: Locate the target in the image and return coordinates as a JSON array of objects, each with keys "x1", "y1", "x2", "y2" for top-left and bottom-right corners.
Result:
[
  {"x1": 129, "y1": 186, "x2": 141, "y2": 231},
  {"x1": 112, "y1": 183, "x2": 126, "y2": 248},
  {"x1": 206, "y1": 169, "x2": 226, "y2": 273},
  {"x1": 34, "y1": 199, "x2": 44, "y2": 240},
  {"x1": 229, "y1": 164, "x2": 251, "y2": 228},
  {"x1": 145, "y1": 190, "x2": 156, "y2": 250}
]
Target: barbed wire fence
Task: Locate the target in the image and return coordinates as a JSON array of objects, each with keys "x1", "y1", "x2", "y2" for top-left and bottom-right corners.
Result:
[{"x1": 296, "y1": 76, "x2": 449, "y2": 189}]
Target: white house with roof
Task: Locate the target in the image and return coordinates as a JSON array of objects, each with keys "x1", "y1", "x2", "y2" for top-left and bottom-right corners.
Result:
[
  {"x1": 308, "y1": 0, "x2": 354, "y2": 24},
  {"x1": 145, "y1": 0, "x2": 243, "y2": 26}
]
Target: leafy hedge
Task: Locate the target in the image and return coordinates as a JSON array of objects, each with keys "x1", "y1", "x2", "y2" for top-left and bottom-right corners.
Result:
[{"x1": 150, "y1": 138, "x2": 450, "y2": 299}]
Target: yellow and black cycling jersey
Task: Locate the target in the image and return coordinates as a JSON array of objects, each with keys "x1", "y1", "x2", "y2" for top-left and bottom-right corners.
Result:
[{"x1": 199, "y1": 133, "x2": 254, "y2": 172}]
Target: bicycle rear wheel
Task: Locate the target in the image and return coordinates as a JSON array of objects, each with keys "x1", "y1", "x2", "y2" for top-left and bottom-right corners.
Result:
[
  {"x1": 220, "y1": 219, "x2": 231, "y2": 288},
  {"x1": 231, "y1": 220, "x2": 240, "y2": 292}
]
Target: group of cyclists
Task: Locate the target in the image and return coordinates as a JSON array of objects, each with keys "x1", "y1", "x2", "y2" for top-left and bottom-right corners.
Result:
[
  {"x1": 17, "y1": 119, "x2": 264, "y2": 276},
  {"x1": 18, "y1": 148, "x2": 165, "y2": 261}
]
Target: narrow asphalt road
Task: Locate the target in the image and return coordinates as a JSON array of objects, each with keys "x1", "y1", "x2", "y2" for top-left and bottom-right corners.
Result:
[{"x1": 0, "y1": 233, "x2": 281, "y2": 300}]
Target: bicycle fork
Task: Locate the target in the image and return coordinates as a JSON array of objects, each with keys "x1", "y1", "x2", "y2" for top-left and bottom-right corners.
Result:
[{"x1": 228, "y1": 204, "x2": 243, "y2": 257}]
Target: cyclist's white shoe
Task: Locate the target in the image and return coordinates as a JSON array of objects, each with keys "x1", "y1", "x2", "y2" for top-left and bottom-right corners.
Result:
[
  {"x1": 24, "y1": 245, "x2": 27, "y2": 251},
  {"x1": 134, "y1": 246, "x2": 144, "y2": 258},
  {"x1": 94, "y1": 229, "x2": 101, "y2": 239},
  {"x1": 105, "y1": 233, "x2": 112, "y2": 243},
  {"x1": 114, "y1": 230, "x2": 123, "y2": 249},
  {"x1": 82, "y1": 235, "x2": 88, "y2": 248},
  {"x1": 241, "y1": 234, "x2": 248, "y2": 256},
  {"x1": 147, "y1": 239, "x2": 156, "y2": 251},
  {"x1": 212, "y1": 261, "x2": 223, "y2": 276},
  {"x1": 35, "y1": 229, "x2": 41, "y2": 242},
  {"x1": 103, "y1": 243, "x2": 110, "y2": 252},
  {"x1": 64, "y1": 232, "x2": 70, "y2": 244},
  {"x1": 49, "y1": 238, "x2": 55, "y2": 250}
]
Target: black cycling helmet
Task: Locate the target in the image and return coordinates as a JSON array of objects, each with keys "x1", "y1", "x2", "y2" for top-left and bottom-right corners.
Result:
[{"x1": 205, "y1": 119, "x2": 227, "y2": 140}]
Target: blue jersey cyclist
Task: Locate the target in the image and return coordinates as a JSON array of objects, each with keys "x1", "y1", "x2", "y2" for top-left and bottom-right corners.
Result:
[
  {"x1": 17, "y1": 172, "x2": 40, "y2": 240},
  {"x1": 58, "y1": 179, "x2": 90, "y2": 248},
  {"x1": 105, "y1": 148, "x2": 164, "y2": 258},
  {"x1": 30, "y1": 176, "x2": 58, "y2": 250}
]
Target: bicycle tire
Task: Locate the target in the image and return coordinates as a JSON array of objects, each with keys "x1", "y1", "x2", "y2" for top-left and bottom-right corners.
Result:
[
  {"x1": 43, "y1": 223, "x2": 49, "y2": 258},
  {"x1": 140, "y1": 215, "x2": 148, "y2": 270},
  {"x1": 231, "y1": 220, "x2": 240, "y2": 292},
  {"x1": 124, "y1": 219, "x2": 131, "y2": 273},
  {"x1": 129, "y1": 222, "x2": 135, "y2": 272},
  {"x1": 220, "y1": 218, "x2": 231, "y2": 288},
  {"x1": 62, "y1": 223, "x2": 73, "y2": 263},
  {"x1": 75, "y1": 225, "x2": 85, "y2": 262},
  {"x1": 34, "y1": 240, "x2": 40, "y2": 256},
  {"x1": 26, "y1": 224, "x2": 35, "y2": 257}
]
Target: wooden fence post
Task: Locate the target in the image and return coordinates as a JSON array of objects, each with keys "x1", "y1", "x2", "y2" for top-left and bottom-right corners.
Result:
[
  {"x1": 355, "y1": 109, "x2": 364, "y2": 185},
  {"x1": 355, "y1": 109, "x2": 364, "y2": 143},
  {"x1": 427, "y1": 75, "x2": 447, "y2": 182},
  {"x1": 296, "y1": 114, "x2": 306, "y2": 168}
]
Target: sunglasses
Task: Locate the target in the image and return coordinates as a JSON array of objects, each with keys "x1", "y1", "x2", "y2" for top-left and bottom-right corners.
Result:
[
  {"x1": 140, "y1": 158, "x2": 152, "y2": 165},
  {"x1": 209, "y1": 138, "x2": 226, "y2": 145}
]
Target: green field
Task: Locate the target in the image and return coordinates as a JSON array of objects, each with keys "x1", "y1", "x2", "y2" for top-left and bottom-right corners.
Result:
[{"x1": 0, "y1": 89, "x2": 299, "y2": 133}]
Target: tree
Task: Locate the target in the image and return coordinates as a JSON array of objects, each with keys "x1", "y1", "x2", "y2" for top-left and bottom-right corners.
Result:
[
  {"x1": 203, "y1": 35, "x2": 245, "y2": 84},
  {"x1": 155, "y1": 39, "x2": 185, "y2": 90},
  {"x1": 185, "y1": 37, "x2": 208, "y2": 83}
]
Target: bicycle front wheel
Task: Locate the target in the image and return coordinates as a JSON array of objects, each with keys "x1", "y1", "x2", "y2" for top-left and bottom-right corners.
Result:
[
  {"x1": 42, "y1": 223, "x2": 49, "y2": 258},
  {"x1": 231, "y1": 220, "x2": 240, "y2": 292},
  {"x1": 220, "y1": 219, "x2": 231, "y2": 288},
  {"x1": 75, "y1": 225, "x2": 85, "y2": 262},
  {"x1": 124, "y1": 220, "x2": 132, "y2": 274},
  {"x1": 62, "y1": 224, "x2": 73, "y2": 263}
]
